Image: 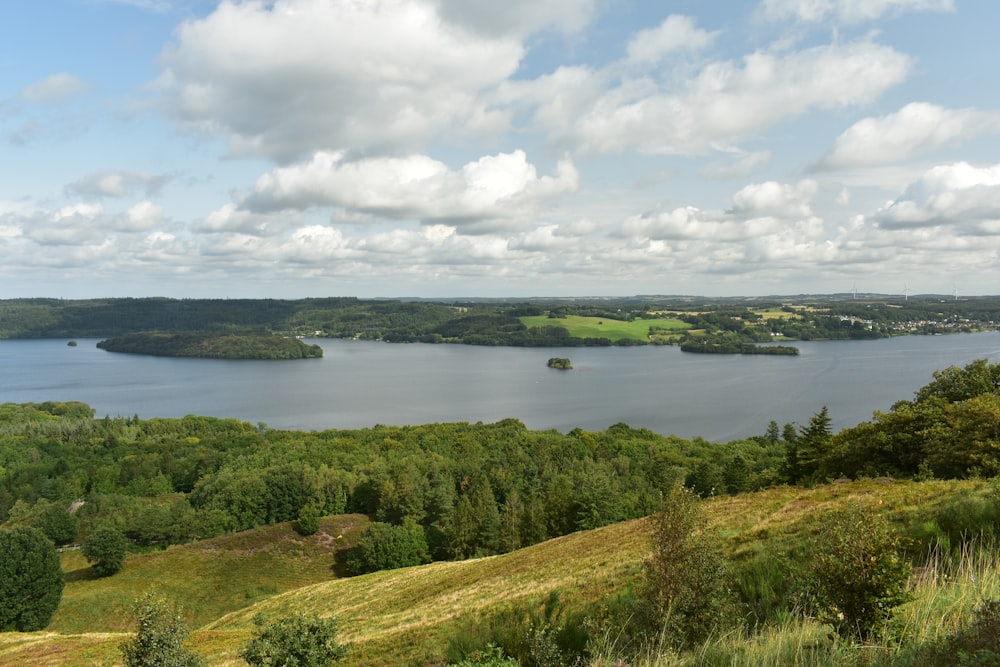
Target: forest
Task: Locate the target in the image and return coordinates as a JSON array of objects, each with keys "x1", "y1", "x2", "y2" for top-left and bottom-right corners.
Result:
[
  {"x1": 1, "y1": 295, "x2": 997, "y2": 350},
  {"x1": 96, "y1": 332, "x2": 324, "y2": 359}
]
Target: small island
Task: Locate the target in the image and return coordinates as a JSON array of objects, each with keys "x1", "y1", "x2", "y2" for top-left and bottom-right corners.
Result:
[
  {"x1": 96, "y1": 332, "x2": 323, "y2": 360},
  {"x1": 547, "y1": 357, "x2": 573, "y2": 369}
]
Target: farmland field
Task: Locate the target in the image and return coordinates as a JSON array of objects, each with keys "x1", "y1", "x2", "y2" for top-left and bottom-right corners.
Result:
[{"x1": 519, "y1": 314, "x2": 690, "y2": 342}]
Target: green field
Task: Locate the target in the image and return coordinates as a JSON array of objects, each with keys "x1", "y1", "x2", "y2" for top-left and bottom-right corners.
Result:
[{"x1": 519, "y1": 314, "x2": 690, "y2": 342}]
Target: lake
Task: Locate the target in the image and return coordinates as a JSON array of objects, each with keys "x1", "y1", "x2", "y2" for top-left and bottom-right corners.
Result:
[{"x1": 2, "y1": 333, "x2": 999, "y2": 441}]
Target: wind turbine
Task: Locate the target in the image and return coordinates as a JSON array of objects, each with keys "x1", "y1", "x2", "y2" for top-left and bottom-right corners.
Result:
[{"x1": 903, "y1": 283, "x2": 911, "y2": 302}]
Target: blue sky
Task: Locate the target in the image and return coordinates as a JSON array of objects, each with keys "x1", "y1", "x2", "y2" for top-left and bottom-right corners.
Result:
[{"x1": 2, "y1": 0, "x2": 999, "y2": 298}]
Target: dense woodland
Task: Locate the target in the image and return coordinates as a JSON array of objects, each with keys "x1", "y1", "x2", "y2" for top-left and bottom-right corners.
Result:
[
  {"x1": 1, "y1": 295, "x2": 997, "y2": 348},
  {"x1": 96, "y1": 332, "x2": 323, "y2": 359}
]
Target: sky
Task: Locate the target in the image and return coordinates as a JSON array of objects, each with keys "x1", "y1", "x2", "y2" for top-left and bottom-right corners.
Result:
[{"x1": 2, "y1": 0, "x2": 999, "y2": 299}]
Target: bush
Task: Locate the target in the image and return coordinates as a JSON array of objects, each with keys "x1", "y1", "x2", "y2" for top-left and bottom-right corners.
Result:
[
  {"x1": 239, "y1": 612, "x2": 347, "y2": 666},
  {"x1": 120, "y1": 592, "x2": 202, "y2": 667},
  {"x1": 347, "y1": 519, "x2": 429, "y2": 574},
  {"x1": 642, "y1": 483, "x2": 733, "y2": 648},
  {"x1": 82, "y1": 526, "x2": 128, "y2": 576},
  {"x1": 295, "y1": 503, "x2": 321, "y2": 536},
  {"x1": 33, "y1": 504, "x2": 79, "y2": 546},
  {"x1": 0, "y1": 526, "x2": 65, "y2": 631},
  {"x1": 448, "y1": 644, "x2": 519, "y2": 667},
  {"x1": 810, "y1": 503, "x2": 911, "y2": 640}
]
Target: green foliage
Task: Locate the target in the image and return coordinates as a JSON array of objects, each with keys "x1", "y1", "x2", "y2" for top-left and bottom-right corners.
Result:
[
  {"x1": 0, "y1": 526, "x2": 64, "y2": 631},
  {"x1": 82, "y1": 525, "x2": 128, "y2": 576},
  {"x1": 546, "y1": 357, "x2": 572, "y2": 369},
  {"x1": 97, "y1": 332, "x2": 323, "y2": 360},
  {"x1": 447, "y1": 644, "x2": 519, "y2": 667},
  {"x1": 642, "y1": 483, "x2": 733, "y2": 648},
  {"x1": 446, "y1": 593, "x2": 589, "y2": 667},
  {"x1": 120, "y1": 592, "x2": 203, "y2": 667},
  {"x1": 32, "y1": 502, "x2": 79, "y2": 545},
  {"x1": 239, "y1": 612, "x2": 347, "y2": 666},
  {"x1": 809, "y1": 503, "x2": 911, "y2": 640},
  {"x1": 347, "y1": 519, "x2": 429, "y2": 574},
  {"x1": 911, "y1": 598, "x2": 1000, "y2": 666},
  {"x1": 295, "y1": 504, "x2": 321, "y2": 536}
]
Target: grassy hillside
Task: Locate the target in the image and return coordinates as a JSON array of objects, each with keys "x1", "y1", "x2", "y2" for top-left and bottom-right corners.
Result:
[{"x1": 4, "y1": 479, "x2": 997, "y2": 666}]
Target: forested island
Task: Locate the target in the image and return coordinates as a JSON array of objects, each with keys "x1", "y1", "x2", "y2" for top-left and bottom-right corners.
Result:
[
  {"x1": 1, "y1": 294, "x2": 997, "y2": 356},
  {"x1": 96, "y1": 332, "x2": 323, "y2": 360}
]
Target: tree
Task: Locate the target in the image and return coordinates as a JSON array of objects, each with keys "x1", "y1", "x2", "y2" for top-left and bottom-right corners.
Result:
[
  {"x1": 120, "y1": 592, "x2": 202, "y2": 667},
  {"x1": 239, "y1": 612, "x2": 347, "y2": 666},
  {"x1": 643, "y1": 483, "x2": 732, "y2": 648},
  {"x1": 82, "y1": 526, "x2": 128, "y2": 576},
  {"x1": 347, "y1": 519, "x2": 429, "y2": 574},
  {"x1": 811, "y1": 504, "x2": 911, "y2": 640},
  {"x1": 793, "y1": 406, "x2": 833, "y2": 482},
  {"x1": 33, "y1": 503, "x2": 79, "y2": 546},
  {"x1": 0, "y1": 526, "x2": 65, "y2": 631}
]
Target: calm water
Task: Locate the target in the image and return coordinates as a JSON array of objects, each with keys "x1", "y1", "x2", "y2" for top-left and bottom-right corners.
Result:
[{"x1": 2, "y1": 334, "x2": 999, "y2": 442}]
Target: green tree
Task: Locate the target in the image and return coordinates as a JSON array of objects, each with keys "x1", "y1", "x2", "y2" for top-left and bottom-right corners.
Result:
[
  {"x1": 810, "y1": 503, "x2": 911, "y2": 640},
  {"x1": 32, "y1": 503, "x2": 79, "y2": 546},
  {"x1": 0, "y1": 526, "x2": 65, "y2": 631},
  {"x1": 795, "y1": 406, "x2": 833, "y2": 482},
  {"x1": 643, "y1": 483, "x2": 733, "y2": 648},
  {"x1": 295, "y1": 503, "x2": 321, "y2": 536},
  {"x1": 347, "y1": 519, "x2": 429, "y2": 574},
  {"x1": 120, "y1": 592, "x2": 202, "y2": 667},
  {"x1": 82, "y1": 525, "x2": 128, "y2": 577},
  {"x1": 239, "y1": 612, "x2": 347, "y2": 666}
]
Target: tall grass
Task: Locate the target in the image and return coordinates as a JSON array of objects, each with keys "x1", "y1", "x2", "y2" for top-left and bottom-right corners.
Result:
[{"x1": 588, "y1": 538, "x2": 1000, "y2": 667}]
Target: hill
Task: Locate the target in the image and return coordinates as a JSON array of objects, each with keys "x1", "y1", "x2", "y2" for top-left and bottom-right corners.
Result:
[{"x1": 2, "y1": 478, "x2": 995, "y2": 666}]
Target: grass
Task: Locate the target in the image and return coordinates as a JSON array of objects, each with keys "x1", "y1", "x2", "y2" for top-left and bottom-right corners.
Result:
[
  {"x1": 5, "y1": 480, "x2": 999, "y2": 666},
  {"x1": 519, "y1": 315, "x2": 690, "y2": 342}
]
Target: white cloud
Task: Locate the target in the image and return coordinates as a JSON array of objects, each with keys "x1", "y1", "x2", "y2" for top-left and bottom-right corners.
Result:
[
  {"x1": 819, "y1": 103, "x2": 1000, "y2": 169},
  {"x1": 242, "y1": 150, "x2": 578, "y2": 231},
  {"x1": 525, "y1": 39, "x2": 910, "y2": 155},
  {"x1": 67, "y1": 170, "x2": 171, "y2": 198},
  {"x1": 119, "y1": 201, "x2": 164, "y2": 231},
  {"x1": 155, "y1": 0, "x2": 526, "y2": 160},
  {"x1": 762, "y1": 0, "x2": 954, "y2": 23},
  {"x1": 20, "y1": 74, "x2": 88, "y2": 104},
  {"x1": 873, "y1": 162, "x2": 1000, "y2": 231},
  {"x1": 626, "y1": 15, "x2": 716, "y2": 64}
]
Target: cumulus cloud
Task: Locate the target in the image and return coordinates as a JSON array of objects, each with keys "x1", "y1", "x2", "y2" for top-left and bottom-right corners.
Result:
[
  {"x1": 155, "y1": 0, "x2": 525, "y2": 160},
  {"x1": 762, "y1": 0, "x2": 954, "y2": 23},
  {"x1": 873, "y1": 162, "x2": 1000, "y2": 230},
  {"x1": 241, "y1": 150, "x2": 578, "y2": 231},
  {"x1": 66, "y1": 170, "x2": 172, "y2": 198},
  {"x1": 818, "y1": 103, "x2": 1000, "y2": 169},
  {"x1": 522, "y1": 39, "x2": 909, "y2": 155},
  {"x1": 625, "y1": 15, "x2": 716, "y2": 64},
  {"x1": 20, "y1": 74, "x2": 88, "y2": 104}
]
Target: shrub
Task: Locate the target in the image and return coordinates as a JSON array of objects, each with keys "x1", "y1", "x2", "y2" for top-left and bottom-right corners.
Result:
[
  {"x1": 120, "y1": 592, "x2": 202, "y2": 667},
  {"x1": 809, "y1": 503, "x2": 911, "y2": 640},
  {"x1": 448, "y1": 644, "x2": 519, "y2": 667},
  {"x1": 33, "y1": 503, "x2": 79, "y2": 546},
  {"x1": 347, "y1": 519, "x2": 429, "y2": 574},
  {"x1": 239, "y1": 612, "x2": 347, "y2": 666},
  {"x1": 82, "y1": 525, "x2": 128, "y2": 576},
  {"x1": 642, "y1": 482, "x2": 733, "y2": 648},
  {"x1": 0, "y1": 526, "x2": 65, "y2": 631},
  {"x1": 296, "y1": 503, "x2": 321, "y2": 536}
]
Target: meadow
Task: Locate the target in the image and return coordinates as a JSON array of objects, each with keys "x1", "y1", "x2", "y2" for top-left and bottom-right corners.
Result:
[{"x1": 518, "y1": 314, "x2": 691, "y2": 343}]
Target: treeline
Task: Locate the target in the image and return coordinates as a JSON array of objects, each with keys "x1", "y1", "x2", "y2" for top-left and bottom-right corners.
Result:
[
  {"x1": 3, "y1": 295, "x2": 997, "y2": 348},
  {"x1": 96, "y1": 332, "x2": 323, "y2": 359},
  {"x1": 0, "y1": 405, "x2": 784, "y2": 561}
]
